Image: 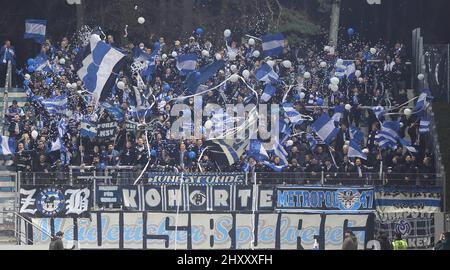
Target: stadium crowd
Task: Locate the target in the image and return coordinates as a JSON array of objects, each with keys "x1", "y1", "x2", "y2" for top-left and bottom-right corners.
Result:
[{"x1": 0, "y1": 27, "x2": 436, "y2": 184}]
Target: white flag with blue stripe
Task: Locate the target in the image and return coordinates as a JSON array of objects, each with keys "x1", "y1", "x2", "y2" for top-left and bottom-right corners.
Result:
[
  {"x1": 80, "y1": 119, "x2": 98, "y2": 139},
  {"x1": 376, "y1": 121, "x2": 400, "y2": 150},
  {"x1": 282, "y1": 103, "x2": 305, "y2": 125},
  {"x1": 419, "y1": 118, "x2": 430, "y2": 134},
  {"x1": 0, "y1": 136, "x2": 16, "y2": 156},
  {"x1": 311, "y1": 114, "x2": 340, "y2": 145},
  {"x1": 248, "y1": 140, "x2": 269, "y2": 162},
  {"x1": 261, "y1": 84, "x2": 277, "y2": 103},
  {"x1": 262, "y1": 161, "x2": 286, "y2": 172},
  {"x1": 77, "y1": 34, "x2": 127, "y2": 104},
  {"x1": 262, "y1": 33, "x2": 285, "y2": 57},
  {"x1": 414, "y1": 89, "x2": 432, "y2": 116},
  {"x1": 24, "y1": 19, "x2": 47, "y2": 44},
  {"x1": 269, "y1": 139, "x2": 288, "y2": 165},
  {"x1": 348, "y1": 140, "x2": 367, "y2": 160},
  {"x1": 256, "y1": 63, "x2": 279, "y2": 84},
  {"x1": 176, "y1": 54, "x2": 198, "y2": 75},
  {"x1": 41, "y1": 95, "x2": 68, "y2": 115}
]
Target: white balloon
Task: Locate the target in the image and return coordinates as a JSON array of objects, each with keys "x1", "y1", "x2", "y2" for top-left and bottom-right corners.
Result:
[
  {"x1": 282, "y1": 60, "x2": 292, "y2": 69},
  {"x1": 158, "y1": 100, "x2": 167, "y2": 109},
  {"x1": 171, "y1": 51, "x2": 178, "y2": 58},
  {"x1": 229, "y1": 74, "x2": 239, "y2": 83},
  {"x1": 228, "y1": 51, "x2": 237, "y2": 61},
  {"x1": 328, "y1": 84, "x2": 333, "y2": 90},
  {"x1": 345, "y1": 104, "x2": 352, "y2": 111},
  {"x1": 331, "y1": 84, "x2": 339, "y2": 92},
  {"x1": 138, "y1": 17, "x2": 146, "y2": 24},
  {"x1": 24, "y1": 74, "x2": 31, "y2": 80},
  {"x1": 320, "y1": 61, "x2": 327, "y2": 68},
  {"x1": 417, "y1": 74, "x2": 425, "y2": 81},
  {"x1": 248, "y1": 38, "x2": 255, "y2": 46},
  {"x1": 205, "y1": 120, "x2": 213, "y2": 129},
  {"x1": 267, "y1": 60, "x2": 275, "y2": 68},
  {"x1": 31, "y1": 130, "x2": 38, "y2": 140},
  {"x1": 355, "y1": 70, "x2": 362, "y2": 78},
  {"x1": 117, "y1": 81, "x2": 125, "y2": 90},
  {"x1": 330, "y1": 77, "x2": 340, "y2": 85},
  {"x1": 404, "y1": 108, "x2": 412, "y2": 116},
  {"x1": 201, "y1": 50, "x2": 210, "y2": 57},
  {"x1": 162, "y1": 54, "x2": 168, "y2": 60},
  {"x1": 299, "y1": 92, "x2": 306, "y2": 99},
  {"x1": 59, "y1": 58, "x2": 66, "y2": 65},
  {"x1": 66, "y1": 83, "x2": 72, "y2": 89},
  {"x1": 285, "y1": 140, "x2": 294, "y2": 147},
  {"x1": 370, "y1": 48, "x2": 377, "y2": 54},
  {"x1": 71, "y1": 83, "x2": 78, "y2": 89},
  {"x1": 337, "y1": 59, "x2": 344, "y2": 66},
  {"x1": 324, "y1": 46, "x2": 331, "y2": 52},
  {"x1": 303, "y1": 72, "x2": 311, "y2": 79},
  {"x1": 242, "y1": 70, "x2": 250, "y2": 79},
  {"x1": 252, "y1": 50, "x2": 260, "y2": 58},
  {"x1": 345, "y1": 140, "x2": 350, "y2": 146},
  {"x1": 230, "y1": 65, "x2": 237, "y2": 72},
  {"x1": 358, "y1": 77, "x2": 364, "y2": 83},
  {"x1": 215, "y1": 53, "x2": 222, "y2": 60},
  {"x1": 362, "y1": 148, "x2": 369, "y2": 154},
  {"x1": 224, "y1": 29, "x2": 231, "y2": 38}
]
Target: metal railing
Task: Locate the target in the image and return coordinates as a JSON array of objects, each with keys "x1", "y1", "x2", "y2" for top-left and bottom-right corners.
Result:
[
  {"x1": 1, "y1": 60, "x2": 12, "y2": 135},
  {"x1": 0, "y1": 211, "x2": 53, "y2": 246}
]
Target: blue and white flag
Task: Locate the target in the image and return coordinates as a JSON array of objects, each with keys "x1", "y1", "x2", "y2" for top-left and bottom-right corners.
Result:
[
  {"x1": 376, "y1": 121, "x2": 400, "y2": 150},
  {"x1": 80, "y1": 120, "x2": 97, "y2": 139},
  {"x1": 419, "y1": 118, "x2": 430, "y2": 134},
  {"x1": 176, "y1": 54, "x2": 198, "y2": 75},
  {"x1": 311, "y1": 114, "x2": 340, "y2": 145},
  {"x1": 262, "y1": 161, "x2": 286, "y2": 172},
  {"x1": 248, "y1": 140, "x2": 269, "y2": 162},
  {"x1": 182, "y1": 60, "x2": 225, "y2": 95},
  {"x1": 350, "y1": 125, "x2": 365, "y2": 144},
  {"x1": 24, "y1": 19, "x2": 47, "y2": 44},
  {"x1": 50, "y1": 138, "x2": 62, "y2": 152},
  {"x1": 268, "y1": 139, "x2": 288, "y2": 165},
  {"x1": 348, "y1": 140, "x2": 367, "y2": 160},
  {"x1": 262, "y1": 33, "x2": 285, "y2": 57},
  {"x1": 414, "y1": 89, "x2": 432, "y2": 117},
  {"x1": 256, "y1": 63, "x2": 279, "y2": 84},
  {"x1": 0, "y1": 136, "x2": 16, "y2": 156},
  {"x1": 307, "y1": 134, "x2": 319, "y2": 150},
  {"x1": 279, "y1": 119, "x2": 292, "y2": 143},
  {"x1": 261, "y1": 84, "x2": 277, "y2": 103},
  {"x1": 372, "y1": 106, "x2": 385, "y2": 122},
  {"x1": 205, "y1": 138, "x2": 250, "y2": 166},
  {"x1": 399, "y1": 138, "x2": 418, "y2": 153},
  {"x1": 41, "y1": 95, "x2": 68, "y2": 115},
  {"x1": 282, "y1": 103, "x2": 304, "y2": 125},
  {"x1": 34, "y1": 53, "x2": 53, "y2": 73},
  {"x1": 332, "y1": 104, "x2": 344, "y2": 122},
  {"x1": 77, "y1": 34, "x2": 127, "y2": 104},
  {"x1": 101, "y1": 102, "x2": 125, "y2": 122}
]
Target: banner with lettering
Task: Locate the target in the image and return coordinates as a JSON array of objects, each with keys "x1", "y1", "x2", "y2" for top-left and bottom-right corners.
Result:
[
  {"x1": 375, "y1": 187, "x2": 442, "y2": 214},
  {"x1": 96, "y1": 121, "x2": 118, "y2": 141},
  {"x1": 19, "y1": 186, "x2": 92, "y2": 218},
  {"x1": 276, "y1": 186, "x2": 375, "y2": 212},
  {"x1": 147, "y1": 173, "x2": 247, "y2": 185}
]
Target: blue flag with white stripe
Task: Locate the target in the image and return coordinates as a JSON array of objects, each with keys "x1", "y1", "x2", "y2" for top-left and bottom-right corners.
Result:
[
  {"x1": 262, "y1": 161, "x2": 286, "y2": 172},
  {"x1": 307, "y1": 134, "x2": 319, "y2": 150},
  {"x1": 419, "y1": 118, "x2": 430, "y2": 134},
  {"x1": 376, "y1": 121, "x2": 400, "y2": 150},
  {"x1": 262, "y1": 33, "x2": 285, "y2": 57},
  {"x1": 414, "y1": 89, "x2": 432, "y2": 117},
  {"x1": 256, "y1": 63, "x2": 279, "y2": 84},
  {"x1": 282, "y1": 103, "x2": 304, "y2": 125},
  {"x1": 248, "y1": 140, "x2": 269, "y2": 162},
  {"x1": 176, "y1": 54, "x2": 198, "y2": 75},
  {"x1": 24, "y1": 19, "x2": 47, "y2": 44},
  {"x1": 348, "y1": 140, "x2": 367, "y2": 160},
  {"x1": 372, "y1": 106, "x2": 385, "y2": 122},
  {"x1": 0, "y1": 136, "x2": 16, "y2": 156},
  {"x1": 80, "y1": 119, "x2": 98, "y2": 139},
  {"x1": 183, "y1": 60, "x2": 225, "y2": 95},
  {"x1": 332, "y1": 104, "x2": 345, "y2": 122},
  {"x1": 399, "y1": 138, "x2": 418, "y2": 153},
  {"x1": 268, "y1": 139, "x2": 288, "y2": 165},
  {"x1": 41, "y1": 95, "x2": 68, "y2": 115},
  {"x1": 261, "y1": 84, "x2": 277, "y2": 103},
  {"x1": 101, "y1": 102, "x2": 125, "y2": 122},
  {"x1": 335, "y1": 60, "x2": 356, "y2": 79},
  {"x1": 350, "y1": 125, "x2": 365, "y2": 144},
  {"x1": 311, "y1": 114, "x2": 340, "y2": 145},
  {"x1": 77, "y1": 34, "x2": 127, "y2": 104}
]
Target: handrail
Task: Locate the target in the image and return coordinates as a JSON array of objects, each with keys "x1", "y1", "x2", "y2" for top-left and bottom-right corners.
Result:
[
  {"x1": 1, "y1": 60, "x2": 11, "y2": 135},
  {"x1": 0, "y1": 210, "x2": 53, "y2": 244}
]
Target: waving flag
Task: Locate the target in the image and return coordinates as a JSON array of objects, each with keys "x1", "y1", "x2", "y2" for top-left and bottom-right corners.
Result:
[
  {"x1": 262, "y1": 161, "x2": 286, "y2": 172},
  {"x1": 350, "y1": 125, "x2": 365, "y2": 144},
  {"x1": 282, "y1": 103, "x2": 304, "y2": 125},
  {"x1": 372, "y1": 106, "x2": 385, "y2": 122},
  {"x1": 24, "y1": 19, "x2": 47, "y2": 44},
  {"x1": 183, "y1": 60, "x2": 225, "y2": 94},
  {"x1": 414, "y1": 89, "x2": 432, "y2": 117},
  {"x1": 41, "y1": 95, "x2": 68, "y2": 115},
  {"x1": 332, "y1": 104, "x2": 345, "y2": 123},
  {"x1": 376, "y1": 121, "x2": 400, "y2": 150},
  {"x1": 419, "y1": 118, "x2": 430, "y2": 134},
  {"x1": 262, "y1": 33, "x2": 285, "y2": 57},
  {"x1": 176, "y1": 54, "x2": 198, "y2": 75},
  {"x1": 205, "y1": 138, "x2": 249, "y2": 166},
  {"x1": 268, "y1": 139, "x2": 288, "y2": 165},
  {"x1": 279, "y1": 119, "x2": 292, "y2": 143},
  {"x1": 80, "y1": 120, "x2": 97, "y2": 139},
  {"x1": 335, "y1": 60, "x2": 356, "y2": 79},
  {"x1": 34, "y1": 53, "x2": 53, "y2": 73},
  {"x1": 256, "y1": 63, "x2": 279, "y2": 84},
  {"x1": 307, "y1": 134, "x2": 319, "y2": 150},
  {"x1": 248, "y1": 140, "x2": 269, "y2": 162},
  {"x1": 399, "y1": 138, "x2": 418, "y2": 153},
  {"x1": 101, "y1": 102, "x2": 125, "y2": 122},
  {"x1": 311, "y1": 114, "x2": 339, "y2": 145},
  {"x1": 348, "y1": 140, "x2": 367, "y2": 160},
  {"x1": 0, "y1": 136, "x2": 16, "y2": 156},
  {"x1": 261, "y1": 84, "x2": 277, "y2": 103},
  {"x1": 77, "y1": 34, "x2": 127, "y2": 104}
]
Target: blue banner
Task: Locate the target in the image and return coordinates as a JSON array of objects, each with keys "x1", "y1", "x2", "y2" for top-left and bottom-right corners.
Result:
[{"x1": 375, "y1": 187, "x2": 443, "y2": 214}]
